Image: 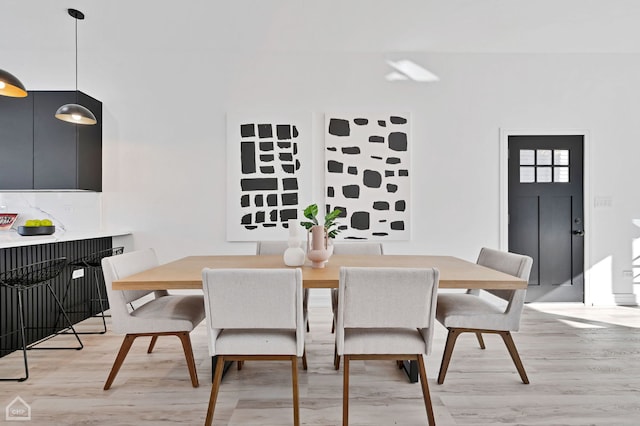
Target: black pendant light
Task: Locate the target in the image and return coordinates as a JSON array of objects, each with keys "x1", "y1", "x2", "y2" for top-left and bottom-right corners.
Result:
[
  {"x1": 0, "y1": 68, "x2": 28, "y2": 98},
  {"x1": 55, "y1": 8, "x2": 97, "y2": 125}
]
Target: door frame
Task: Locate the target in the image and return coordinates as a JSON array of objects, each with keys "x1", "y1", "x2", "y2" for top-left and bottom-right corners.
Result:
[{"x1": 499, "y1": 128, "x2": 592, "y2": 305}]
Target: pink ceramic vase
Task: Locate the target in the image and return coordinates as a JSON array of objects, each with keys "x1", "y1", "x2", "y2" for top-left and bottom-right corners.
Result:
[{"x1": 307, "y1": 225, "x2": 330, "y2": 268}]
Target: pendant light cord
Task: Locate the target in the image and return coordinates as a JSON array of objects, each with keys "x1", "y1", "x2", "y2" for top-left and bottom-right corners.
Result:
[
  {"x1": 73, "y1": 10, "x2": 79, "y2": 105},
  {"x1": 56, "y1": 8, "x2": 97, "y2": 125},
  {"x1": 75, "y1": 15, "x2": 78, "y2": 91}
]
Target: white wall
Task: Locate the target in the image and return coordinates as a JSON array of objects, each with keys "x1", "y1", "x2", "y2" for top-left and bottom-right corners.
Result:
[
  {"x1": 98, "y1": 51, "x2": 640, "y2": 306},
  {"x1": 3, "y1": 1, "x2": 640, "y2": 305}
]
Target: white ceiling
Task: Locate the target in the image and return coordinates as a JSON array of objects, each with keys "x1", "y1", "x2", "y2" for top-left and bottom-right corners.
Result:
[{"x1": 3, "y1": 0, "x2": 640, "y2": 54}]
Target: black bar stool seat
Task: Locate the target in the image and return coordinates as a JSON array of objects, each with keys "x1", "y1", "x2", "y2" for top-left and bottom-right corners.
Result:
[{"x1": 0, "y1": 257, "x2": 83, "y2": 382}]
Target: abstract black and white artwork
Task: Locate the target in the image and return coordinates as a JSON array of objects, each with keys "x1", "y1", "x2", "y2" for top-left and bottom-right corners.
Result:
[
  {"x1": 325, "y1": 113, "x2": 410, "y2": 240},
  {"x1": 227, "y1": 113, "x2": 311, "y2": 241}
]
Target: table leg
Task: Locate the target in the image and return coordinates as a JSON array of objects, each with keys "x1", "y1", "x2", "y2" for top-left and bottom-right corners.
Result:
[
  {"x1": 211, "y1": 356, "x2": 234, "y2": 383},
  {"x1": 400, "y1": 360, "x2": 419, "y2": 383}
]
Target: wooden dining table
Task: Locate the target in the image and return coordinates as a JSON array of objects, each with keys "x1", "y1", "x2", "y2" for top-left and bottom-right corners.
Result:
[
  {"x1": 112, "y1": 253, "x2": 527, "y2": 383},
  {"x1": 112, "y1": 254, "x2": 527, "y2": 291}
]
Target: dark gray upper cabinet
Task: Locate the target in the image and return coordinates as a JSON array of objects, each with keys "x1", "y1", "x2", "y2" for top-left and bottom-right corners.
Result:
[
  {"x1": 76, "y1": 92, "x2": 103, "y2": 192},
  {"x1": 0, "y1": 95, "x2": 34, "y2": 189},
  {"x1": 33, "y1": 91, "x2": 78, "y2": 189},
  {"x1": 0, "y1": 90, "x2": 102, "y2": 191}
]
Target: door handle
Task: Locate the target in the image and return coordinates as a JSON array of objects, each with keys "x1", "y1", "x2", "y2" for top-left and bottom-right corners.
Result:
[{"x1": 572, "y1": 230, "x2": 585, "y2": 236}]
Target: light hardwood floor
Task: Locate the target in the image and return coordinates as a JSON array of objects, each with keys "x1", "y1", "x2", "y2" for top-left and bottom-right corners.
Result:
[{"x1": 1, "y1": 304, "x2": 639, "y2": 425}]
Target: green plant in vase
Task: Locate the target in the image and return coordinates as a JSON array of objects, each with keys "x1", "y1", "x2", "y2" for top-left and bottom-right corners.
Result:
[
  {"x1": 301, "y1": 203, "x2": 343, "y2": 267},
  {"x1": 300, "y1": 204, "x2": 343, "y2": 238}
]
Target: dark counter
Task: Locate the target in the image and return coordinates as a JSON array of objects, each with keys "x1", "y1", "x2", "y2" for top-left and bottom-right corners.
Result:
[{"x1": 0, "y1": 237, "x2": 112, "y2": 357}]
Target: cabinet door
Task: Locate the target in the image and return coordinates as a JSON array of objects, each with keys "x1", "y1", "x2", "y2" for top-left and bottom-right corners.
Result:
[
  {"x1": 33, "y1": 91, "x2": 78, "y2": 189},
  {"x1": 0, "y1": 95, "x2": 34, "y2": 189},
  {"x1": 77, "y1": 91, "x2": 102, "y2": 191}
]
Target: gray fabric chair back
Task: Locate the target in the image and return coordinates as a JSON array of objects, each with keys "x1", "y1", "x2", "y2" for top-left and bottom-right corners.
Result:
[
  {"x1": 473, "y1": 247, "x2": 533, "y2": 328},
  {"x1": 336, "y1": 267, "x2": 439, "y2": 356},
  {"x1": 256, "y1": 241, "x2": 290, "y2": 255},
  {"x1": 332, "y1": 242, "x2": 383, "y2": 255},
  {"x1": 476, "y1": 247, "x2": 532, "y2": 301},
  {"x1": 338, "y1": 267, "x2": 438, "y2": 329}
]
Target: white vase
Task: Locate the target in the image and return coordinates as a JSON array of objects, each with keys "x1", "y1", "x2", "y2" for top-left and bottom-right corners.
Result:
[
  {"x1": 307, "y1": 225, "x2": 330, "y2": 268},
  {"x1": 283, "y1": 219, "x2": 305, "y2": 266},
  {"x1": 326, "y1": 239, "x2": 334, "y2": 259}
]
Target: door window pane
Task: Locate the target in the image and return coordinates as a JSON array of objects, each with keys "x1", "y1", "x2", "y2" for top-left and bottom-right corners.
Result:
[
  {"x1": 520, "y1": 167, "x2": 535, "y2": 183},
  {"x1": 537, "y1": 167, "x2": 552, "y2": 183},
  {"x1": 554, "y1": 167, "x2": 569, "y2": 183},
  {"x1": 554, "y1": 150, "x2": 569, "y2": 166},
  {"x1": 537, "y1": 149, "x2": 552, "y2": 165},
  {"x1": 518, "y1": 148, "x2": 572, "y2": 183},
  {"x1": 520, "y1": 150, "x2": 535, "y2": 165}
]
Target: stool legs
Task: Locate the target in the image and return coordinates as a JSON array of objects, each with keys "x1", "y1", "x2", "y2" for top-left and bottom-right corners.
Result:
[
  {"x1": 92, "y1": 267, "x2": 108, "y2": 334},
  {"x1": 0, "y1": 290, "x2": 29, "y2": 382},
  {"x1": 1, "y1": 284, "x2": 82, "y2": 382},
  {"x1": 56, "y1": 266, "x2": 109, "y2": 335},
  {"x1": 27, "y1": 283, "x2": 84, "y2": 351},
  {"x1": 1, "y1": 257, "x2": 77, "y2": 382},
  {"x1": 55, "y1": 246, "x2": 125, "y2": 335},
  {"x1": 50, "y1": 282, "x2": 84, "y2": 349}
]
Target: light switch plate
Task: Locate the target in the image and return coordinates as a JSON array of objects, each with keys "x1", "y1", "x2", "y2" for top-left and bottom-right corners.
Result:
[{"x1": 594, "y1": 196, "x2": 612, "y2": 208}]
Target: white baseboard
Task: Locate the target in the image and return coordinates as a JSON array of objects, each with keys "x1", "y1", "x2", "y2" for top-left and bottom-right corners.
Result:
[
  {"x1": 614, "y1": 293, "x2": 638, "y2": 306},
  {"x1": 309, "y1": 289, "x2": 638, "y2": 307}
]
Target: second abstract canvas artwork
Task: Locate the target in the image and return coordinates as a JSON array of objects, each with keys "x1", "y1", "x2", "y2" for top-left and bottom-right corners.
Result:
[
  {"x1": 324, "y1": 113, "x2": 410, "y2": 241},
  {"x1": 226, "y1": 112, "x2": 410, "y2": 241}
]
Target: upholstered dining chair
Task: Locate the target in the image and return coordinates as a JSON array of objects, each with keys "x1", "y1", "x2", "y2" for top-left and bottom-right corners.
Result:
[
  {"x1": 101, "y1": 248, "x2": 205, "y2": 390},
  {"x1": 331, "y1": 242, "x2": 384, "y2": 334},
  {"x1": 435, "y1": 247, "x2": 533, "y2": 384},
  {"x1": 336, "y1": 267, "x2": 440, "y2": 426},
  {"x1": 201, "y1": 268, "x2": 305, "y2": 426},
  {"x1": 257, "y1": 241, "x2": 310, "y2": 332}
]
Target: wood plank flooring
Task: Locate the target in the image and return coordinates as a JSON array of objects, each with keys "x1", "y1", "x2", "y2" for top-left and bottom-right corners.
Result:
[{"x1": 1, "y1": 304, "x2": 639, "y2": 425}]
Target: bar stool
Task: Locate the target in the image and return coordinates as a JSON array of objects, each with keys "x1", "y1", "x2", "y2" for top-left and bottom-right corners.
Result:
[
  {"x1": 59, "y1": 247, "x2": 124, "y2": 334},
  {"x1": 0, "y1": 257, "x2": 83, "y2": 382}
]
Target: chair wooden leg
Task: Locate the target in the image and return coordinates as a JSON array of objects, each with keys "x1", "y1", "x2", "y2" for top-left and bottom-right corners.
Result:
[
  {"x1": 306, "y1": 320, "x2": 310, "y2": 332},
  {"x1": 205, "y1": 356, "x2": 225, "y2": 426},
  {"x1": 237, "y1": 360, "x2": 243, "y2": 370},
  {"x1": 334, "y1": 350, "x2": 341, "y2": 371},
  {"x1": 147, "y1": 336, "x2": 158, "y2": 353},
  {"x1": 342, "y1": 355, "x2": 349, "y2": 426},
  {"x1": 475, "y1": 332, "x2": 485, "y2": 349},
  {"x1": 438, "y1": 328, "x2": 462, "y2": 384},
  {"x1": 104, "y1": 334, "x2": 137, "y2": 390},
  {"x1": 291, "y1": 355, "x2": 300, "y2": 426},
  {"x1": 302, "y1": 349, "x2": 308, "y2": 371},
  {"x1": 396, "y1": 360, "x2": 404, "y2": 369},
  {"x1": 499, "y1": 331, "x2": 529, "y2": 384},
  {"x1": 331, "y1": 319, "x2": 335, "y2": 334},
  {"x1": 176, "y1": 332, "x2": 199, "y2": 388},
  {"x1": 416, "y1": 355, "x2": 436, "y2": 426}
]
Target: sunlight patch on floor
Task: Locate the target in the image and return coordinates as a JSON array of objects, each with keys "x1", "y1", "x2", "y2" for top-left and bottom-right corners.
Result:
[{"x1": 556, "y1": 318, "x2": 605, "y2": 329}]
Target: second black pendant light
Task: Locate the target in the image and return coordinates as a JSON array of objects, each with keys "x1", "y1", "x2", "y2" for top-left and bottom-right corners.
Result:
[{"x1": 55, "y1": 8, "x2": 97, "y2": 125}]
